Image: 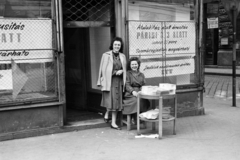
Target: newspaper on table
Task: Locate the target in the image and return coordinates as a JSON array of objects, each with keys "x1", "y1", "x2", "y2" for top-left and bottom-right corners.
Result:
[{"x1": 139, "y1": 107, "x2": 172, "y2": 120}]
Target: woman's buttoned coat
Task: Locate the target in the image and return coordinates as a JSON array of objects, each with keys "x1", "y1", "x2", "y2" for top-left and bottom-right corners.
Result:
[{"x1": 97, "y1": 51, "x2": 127, "y2": 91}]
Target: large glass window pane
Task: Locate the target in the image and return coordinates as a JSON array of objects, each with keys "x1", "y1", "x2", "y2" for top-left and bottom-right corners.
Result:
[
  {"x1": 0, "y1": 18, "x2": 57, "y2": 105},
  {"x1": 0, "y1": 0, "x2": 52, "y2": 18},
  {"x1": 0, "y1": 62, "x2": 57, "y2": 104},
  {"x1": 128, "y1": 0, "x2": 197, "y2": 86},
  {"x1": 128, "y1": 0, "x2": 195, "y2": 21}
]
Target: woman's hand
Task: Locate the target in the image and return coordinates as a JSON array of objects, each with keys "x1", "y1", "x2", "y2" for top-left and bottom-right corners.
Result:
[
  {"x1": 116, "y1": 70, "x2": 123, "y2": 75},
  {"x1": 132, "y1": 91, "x2": 138, "y2": 97}
]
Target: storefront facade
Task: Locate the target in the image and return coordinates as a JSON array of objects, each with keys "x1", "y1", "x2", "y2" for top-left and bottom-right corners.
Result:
[
  {"x1": 0, "y1": 0, "x2": 204, "y2": 141},
  {"x1": 204, "y1": 0, "x2": 240, "y2": 66}
]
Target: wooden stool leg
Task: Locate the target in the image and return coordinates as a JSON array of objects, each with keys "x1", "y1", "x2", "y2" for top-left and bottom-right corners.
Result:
[
  {"x1": 118, "y1": 111, "x2": 123, "y2": 127},
  {"x1": 152, "y1": 122, "x2": 156, "y2": 131},
  {"x1": 173, "y1": 119, "x2": 176, "y2": 135},
  {"x1": 127, "y1": 115, "x2": 131, "y2": 131}
]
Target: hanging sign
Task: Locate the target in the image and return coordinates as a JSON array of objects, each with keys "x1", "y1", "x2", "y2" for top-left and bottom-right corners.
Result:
[
  {"x1": 129, "y1": 21, "x2": 196, "y2": 57},
  {"x1": 207, "y1": 17, "x2": 218, "y2": 29},
  {"x1": 221, "y1": 38, "x2": 229, "y2": 45},
  {"x1": 140, "y1": 57, "x2": 195, "y2": 78},
  {"x1": 128, "y1": 21, "x2": 195, "y2": 78},
  {"x1": 0, "y1": 19, "x2": 53, "y2": 63}
]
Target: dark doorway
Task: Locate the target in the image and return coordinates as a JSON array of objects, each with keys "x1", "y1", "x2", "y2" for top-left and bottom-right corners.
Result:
[
  {"x1": 63, "y1": 28, "x2": 102, "y2": 125},
  {"x1": 204, "y1": 2, "x2": 219, "y2": 66},
  {"x1": 64, "y1": 28, "x2": 88, "y2": 110},
  {"x1": 205, "y1": 28, "x2": 219, "y2": 65}
]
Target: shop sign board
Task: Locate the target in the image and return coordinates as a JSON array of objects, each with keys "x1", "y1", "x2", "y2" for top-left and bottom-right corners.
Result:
[
  {"x1": 221, "y1": 37, "x2": 229, "y2": 45},
  {"x1": 129, "y1": 21, "x2": 196, "y2": 57},
  {"x1": 207, "y1": 17, "x2": 218, "y2": 29},
  {"x1": 141, "y1": 57, "x2": 194, "y2": 78},
  {"x1": 0, "y1": 19, "x2": 53, "y2": 63},
  {"x1": 128, "y1": 21, "x2": 195, "y2": 78}
]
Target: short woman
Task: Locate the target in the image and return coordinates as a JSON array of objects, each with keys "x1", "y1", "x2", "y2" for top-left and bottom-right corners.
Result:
[
  {"x1": 122, "y1": 57, "x2": 149, "y2": 121},
  {"x1": 97, "y1": 37, "x2": 127, "y2": 130}
]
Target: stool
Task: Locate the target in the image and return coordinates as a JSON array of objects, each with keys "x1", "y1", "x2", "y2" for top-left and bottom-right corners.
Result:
[
  {"x1": 121, "y1": 114, "x2": 132, "y2": 131},
  {"x1": 137, "y1": 93, "x2": 177, "y2": 139}
]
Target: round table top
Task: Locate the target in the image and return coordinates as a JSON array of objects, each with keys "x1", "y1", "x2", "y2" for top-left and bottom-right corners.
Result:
[
  {"x1": 138, "y1": 91, "x2": 176, "y2": 99},
  {"x1": 138, "y1": 92, "x2": 162, "y2": 99}
]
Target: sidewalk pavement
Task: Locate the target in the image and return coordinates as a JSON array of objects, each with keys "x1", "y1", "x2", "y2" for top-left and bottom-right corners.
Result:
[{"x1": 0, "y1": 98, "x2": 240, "y2": 160}]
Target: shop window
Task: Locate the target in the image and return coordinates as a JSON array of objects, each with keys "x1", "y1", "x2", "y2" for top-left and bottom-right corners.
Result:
[
  {"x1": 0, "y1": 1, "x2": 57, "y2": 105},
  {"x1": 128, "y1": 0, "x2": 198, "y2": 86},
  {"x1": 128, "y1": 0, "x2": 195, "y2": 21},
  {"x1": 0, "y1": 0, "x2": 51, "y2": 18}
]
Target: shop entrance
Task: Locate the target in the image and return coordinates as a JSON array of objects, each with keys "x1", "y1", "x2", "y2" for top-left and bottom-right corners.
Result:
[
  {"x1": 204, "y1": 2, "x2": 219, "y2": 66},
  {"x1": 205, "y1": 28, "x2": 218, "y2": 65},
  {"x1": 63, "y1": 28, "x2": 102, "y2": 125},
  {"x1": 61, "y1": 0, "x2": 116, "y2": 125}
]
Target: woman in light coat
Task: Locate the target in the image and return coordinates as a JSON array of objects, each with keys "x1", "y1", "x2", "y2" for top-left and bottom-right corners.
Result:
[{"x1": 97, "y1": 37, "x2": 127, "y2": 130}]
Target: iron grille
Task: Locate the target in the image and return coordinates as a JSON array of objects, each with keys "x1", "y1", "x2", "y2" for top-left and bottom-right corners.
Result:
[{"x1": 63, "y1": 0, "x2": 114, "y2": 22}]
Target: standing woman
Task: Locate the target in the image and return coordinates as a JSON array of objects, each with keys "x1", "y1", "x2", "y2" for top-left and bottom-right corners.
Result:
[{"x1": 97, "y1": 37, "x2": 127, "y2": 130}]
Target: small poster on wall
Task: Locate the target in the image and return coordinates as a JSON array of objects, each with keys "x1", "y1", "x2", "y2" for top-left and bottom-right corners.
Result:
[
  {"x1": 207, "y1": 17, "x2": 218, "y2": 29},
  {"x1": 0, "y1": 70, "x2": 13, "y2": 90},
  {"x1": 221, "y1": 38, "x2": 228, "y2": 45}
]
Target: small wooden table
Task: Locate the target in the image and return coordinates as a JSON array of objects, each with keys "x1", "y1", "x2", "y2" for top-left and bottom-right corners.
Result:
[{"x1": 137, "y1": 92, "x2": 177, "y2": 139}]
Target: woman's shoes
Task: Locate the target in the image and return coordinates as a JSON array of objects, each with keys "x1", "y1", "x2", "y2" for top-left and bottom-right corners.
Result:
[
  {"x1": 110, "y1": 124, "x2": 121, "y2": 130},
  {"x1": 104, "y1": 117, "x2": 111, "y2": 123}
]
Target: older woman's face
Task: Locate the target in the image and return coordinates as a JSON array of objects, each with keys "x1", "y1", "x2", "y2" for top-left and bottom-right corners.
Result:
[
  {"x1": 130, "y1": 60, "x2": 139, "y2": 71},
  {"x1": 113, "y1": 41, "x2": 121, "y2": 53}
]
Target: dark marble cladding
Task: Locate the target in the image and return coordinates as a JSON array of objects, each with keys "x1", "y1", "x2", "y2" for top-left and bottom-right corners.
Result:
[
  {"x1": 0, "y1": 106, "x2": 59, "y2": 133},
  {"x1": 175, "y1": 92, "x2": 204, "y2": 117},
  {"x1": 218, "y1": 50, "x2": 240, "y2": 66}
]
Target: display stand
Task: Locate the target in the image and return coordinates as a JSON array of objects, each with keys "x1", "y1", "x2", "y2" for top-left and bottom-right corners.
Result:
[{"x1": 137, "y1": 92, "x2": 177, "y2": 139}]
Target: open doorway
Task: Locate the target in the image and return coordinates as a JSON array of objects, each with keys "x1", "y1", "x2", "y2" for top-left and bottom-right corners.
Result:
[
  {"x1": 61, "y1": 0, "x2": 116, "y2": 126},
  {"x1": 204, "y1": 2, "x2": 219, "y2": 66},
  {"x1": 63, "y1": 28, "x2": 103, "y2": 125},
  {"x1": 205, "y1": 28, "x2": 219, "y2": 65}
]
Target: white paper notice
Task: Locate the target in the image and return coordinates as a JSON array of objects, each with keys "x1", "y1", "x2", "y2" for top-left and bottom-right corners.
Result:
[{"x1": 0, "y1": 70, "x2": 13, "y2": 90}]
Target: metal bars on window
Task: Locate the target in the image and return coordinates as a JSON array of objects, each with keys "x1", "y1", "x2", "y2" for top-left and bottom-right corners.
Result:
[{"x1": 62, "y1": 0, "x2": 114, "y2": 27}]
